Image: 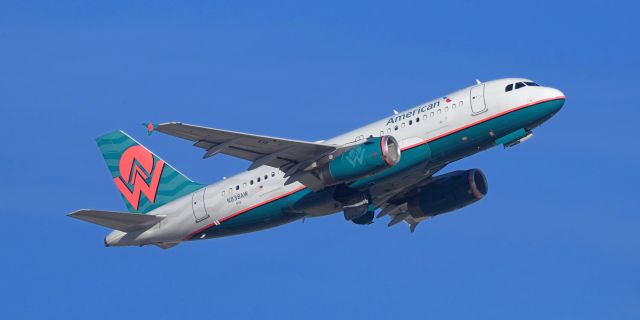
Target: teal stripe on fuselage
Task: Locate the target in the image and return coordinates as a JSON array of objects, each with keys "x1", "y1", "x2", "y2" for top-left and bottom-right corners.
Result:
[
  {"x1": 350, "y1": 98, "x2": 564, "y2": 188},
  {"x1": 189, "y1": 99, "x2": 564, "y2": 240},
  {"x1": 189, "y1": 188, "x2": 311, "y2": 240}
]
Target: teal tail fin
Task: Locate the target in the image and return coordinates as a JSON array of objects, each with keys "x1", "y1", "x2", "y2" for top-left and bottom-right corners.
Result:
[{"x1": 95, "y1": 130, "x2": 203, "y2": 213}]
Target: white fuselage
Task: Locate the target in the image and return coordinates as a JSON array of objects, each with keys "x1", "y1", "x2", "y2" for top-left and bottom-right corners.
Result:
[{"x1": 106, "y1": 78, "x2": 565, "y2": 247}]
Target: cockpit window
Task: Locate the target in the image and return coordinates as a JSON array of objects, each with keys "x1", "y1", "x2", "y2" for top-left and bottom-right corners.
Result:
[
  {"x1": 524, "y1": 81, "x2": 539, "y2": 86},
  {"x1": 515, "y1": 82, "x2": 526, "y2": 89},
  {"x1": 505, "y1": 84, "x2": 513, "y2": 92}
]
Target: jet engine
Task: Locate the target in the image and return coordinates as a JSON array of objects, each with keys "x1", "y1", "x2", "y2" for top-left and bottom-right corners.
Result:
[
  {"x1": 407, "y1": 169, "x2": 488, "y2": 218},
  {"x1": 319, "y1": 135, "x2": 401, "y2": 186}
]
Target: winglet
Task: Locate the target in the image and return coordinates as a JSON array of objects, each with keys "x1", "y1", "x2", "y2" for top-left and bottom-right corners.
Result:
[{"x1": 142, "y1": 122, "x2": 157, "y2": 136}]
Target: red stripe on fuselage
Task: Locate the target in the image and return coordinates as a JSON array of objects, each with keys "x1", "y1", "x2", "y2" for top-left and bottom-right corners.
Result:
[
  {"x1": 183, "y1": 96, "x2": 565, "y2": 240},
  {"x1": 400, "y1": 96, "x2": 565, "y2": 151},
  {"x1": 184, "y1": 185, "x2": 307, "y2": 240}
]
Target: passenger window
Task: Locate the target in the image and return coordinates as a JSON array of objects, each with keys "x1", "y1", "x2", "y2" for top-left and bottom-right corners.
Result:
[
  {"x1": 459, "y1": 101, "x2": 463, "y2": 108},
  {"x1": 430, "y1": 112, "x2": 434, "y2": 117},
  {"x1": 243, "y1": 182, "x2": 247, "y2": 187},
  {"x1": 452, "y1": 103, "x2": 456, "y2": 109},
  {"x1": 250, "y1": 180, "x2": 254, "y2": 185},
  {"x1": 265, "y1": 174, "x2": 268, "y2": 180},
  {"x1": 445, "y1": 106, "x2": 449, "y2": 112},
  {"x1": 387, "y1": 128, "x2": 391, "y2": 133},
  {"x1": 423, "y1": 115, "x2": 427, "y2": 120},
  {"x1": 394, "y1": 125, "x2": 398, "y2": 131},
  {"x1": 505, "y1": 84, "x2": 513, "y2": 92},
  {"x1": 257, "y1": 177, "x2": 261, "y2": 182},
  {"x1": 437, "y1": 109, "x2": 441, "y2": 114},
  {"x1": 416, "y1": 117, "x2": 420, "y2": 123},
  {"x1": 222, "y1": 190, "x2": 225, "y2": 195},
  {"x1": 236, "y1": 185, "x2": 239, "y2": 190},
  {"x1": 401, "y1": 123, "x2": 405, "y2": 128},
  {"x1": 515, "y1": 82, "x2": 525, "y2": 89},
  {"x1": 408, "y1": 120, "x2": 413, "y2": 125}
]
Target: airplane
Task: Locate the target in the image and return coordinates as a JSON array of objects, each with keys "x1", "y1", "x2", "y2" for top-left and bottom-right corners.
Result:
[{"x1": 68, "y1": 78, "x2": 565, "y2": 249}]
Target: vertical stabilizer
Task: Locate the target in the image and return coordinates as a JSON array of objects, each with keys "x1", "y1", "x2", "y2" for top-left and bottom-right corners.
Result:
[{"x1": 95, "y1": 130, "x2": 203, "y2": 213}]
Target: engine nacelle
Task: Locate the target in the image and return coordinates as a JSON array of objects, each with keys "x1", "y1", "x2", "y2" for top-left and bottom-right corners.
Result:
[
  {"x1": 320, "y1": 136, "x2": 401, "y2": 186},
  {"x1": 408, "y1": 169, "x2": 488, "y2": 218}
]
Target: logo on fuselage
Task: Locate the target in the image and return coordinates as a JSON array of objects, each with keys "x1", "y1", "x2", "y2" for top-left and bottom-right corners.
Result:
[
  {"x1": 386, "y1": 100, "x2": 441, "y2": 125},
  {"x1": 114, "y1": 145, "x2": 165, "y2": 210}
]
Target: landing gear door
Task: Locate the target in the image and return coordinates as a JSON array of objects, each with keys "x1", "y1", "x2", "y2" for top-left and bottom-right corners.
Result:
[
  {"x1": 191, "y1": 188, "x2": 209, "y2": 223},
  {"x1": 470, "y1": 84, "x2": 487, "y2": 115}
]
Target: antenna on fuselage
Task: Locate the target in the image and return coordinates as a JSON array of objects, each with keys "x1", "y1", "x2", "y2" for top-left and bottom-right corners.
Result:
[
  {"x1": 393, "y1": 109, "x2": 399, "y2": 115},
  {"x1": 475, "y1": 79, "x2": 482, "y2": 84}
]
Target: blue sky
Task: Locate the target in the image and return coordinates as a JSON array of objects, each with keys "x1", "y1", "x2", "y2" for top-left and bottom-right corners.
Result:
[{"x1": 1, "y1": 0, "x2": 638, "y2": 318}]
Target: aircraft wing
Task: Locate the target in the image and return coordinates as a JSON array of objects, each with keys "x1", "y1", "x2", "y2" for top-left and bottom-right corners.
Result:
[{"x1": 154, "y1": 122, "x2": 337, "y2": 172}]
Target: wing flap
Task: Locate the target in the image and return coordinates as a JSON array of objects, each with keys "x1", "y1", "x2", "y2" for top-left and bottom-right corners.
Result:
[{"x1": 68, "y1": 209, "x2": 165, "y2": 232}]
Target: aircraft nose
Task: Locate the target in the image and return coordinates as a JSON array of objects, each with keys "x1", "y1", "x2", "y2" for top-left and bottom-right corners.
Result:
[
  {"x1": 548, "y1": 87, "x2": 565, "y2": 100},
  {"x1": 545, "y1": 87, "x2": 565, "y2": 113}
]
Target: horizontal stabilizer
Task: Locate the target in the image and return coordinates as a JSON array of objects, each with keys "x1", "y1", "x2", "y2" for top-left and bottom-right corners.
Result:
[{"x1": 68, "y1": 209, "x2": 164, "y2": 232}]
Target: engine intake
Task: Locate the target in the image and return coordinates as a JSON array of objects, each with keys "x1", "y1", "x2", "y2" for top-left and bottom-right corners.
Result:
[
  {"x1": 320, "y1": 136, "x2": 401, "y2": 186},
  {"x1": 408, "y1": 169, "x2": 488, "y2": 218}
]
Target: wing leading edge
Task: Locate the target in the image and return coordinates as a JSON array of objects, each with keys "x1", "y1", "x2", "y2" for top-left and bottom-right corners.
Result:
[{"x1": 154, "y1": 122, "x2": 336, "y2": 171}]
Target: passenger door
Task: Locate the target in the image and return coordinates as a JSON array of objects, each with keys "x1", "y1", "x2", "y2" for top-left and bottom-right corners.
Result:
[
  {"x1": 470, "y1": 84, "x2": 487, "y2": 115},
  {"x1": 191, "y1": 188, "x2": 209, "y2": 222}
]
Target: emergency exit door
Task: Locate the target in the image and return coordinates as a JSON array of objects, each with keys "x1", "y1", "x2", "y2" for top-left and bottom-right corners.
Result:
[
  {"x1": 470, "y1": 84, "x2": 487, "y2": 115},
  {"x1": 191, "y1": 188, "x2": 209, "y2": 222}
]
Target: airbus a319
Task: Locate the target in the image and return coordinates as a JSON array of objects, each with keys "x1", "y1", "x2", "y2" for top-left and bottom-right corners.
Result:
[{"x1": 69, "y1": 78, "x2": 565, "y2": 249}]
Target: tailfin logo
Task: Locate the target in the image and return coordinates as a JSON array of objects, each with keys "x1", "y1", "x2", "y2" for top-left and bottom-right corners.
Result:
[{"x1": 114, "y1": 145, "x2": 165, "y2": 210}]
